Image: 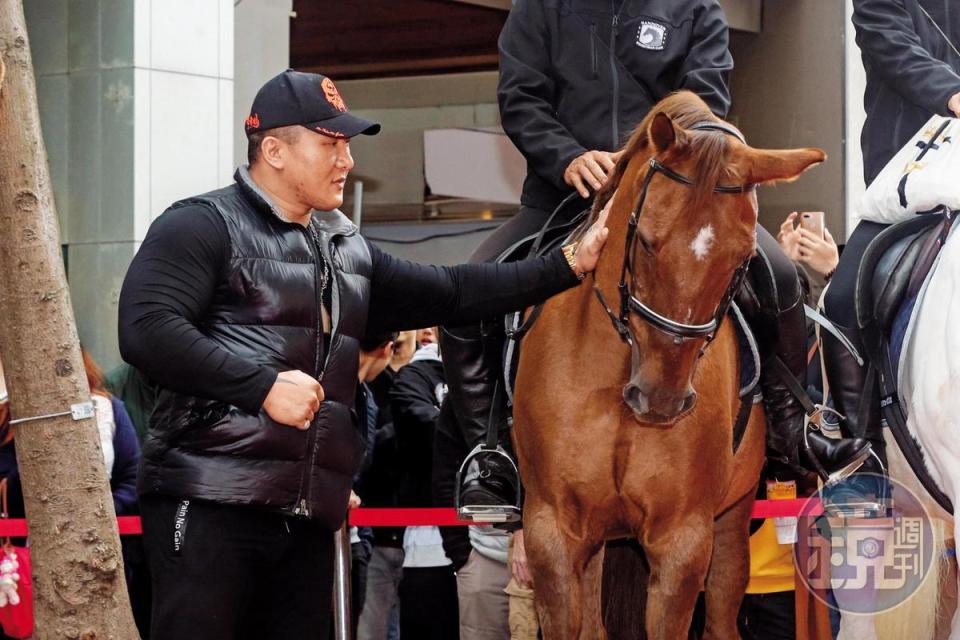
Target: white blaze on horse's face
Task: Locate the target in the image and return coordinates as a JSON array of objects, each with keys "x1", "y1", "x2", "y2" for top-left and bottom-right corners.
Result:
[{"x1": 689, "y1": 225, "x2": 715, "y2": 261}]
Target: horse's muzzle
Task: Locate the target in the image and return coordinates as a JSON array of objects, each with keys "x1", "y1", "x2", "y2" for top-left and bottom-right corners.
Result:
[{"x1": 622, "y1": 382, "x2": 697, "y2": 425}]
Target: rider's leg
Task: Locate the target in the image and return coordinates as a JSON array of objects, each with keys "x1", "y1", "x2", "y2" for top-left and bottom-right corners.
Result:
[
  {"x1": 749, "y1": 227, "x2": 871, "y2": 480},
  {"x1": 441, "y1": 205, "x2": 554, "y2": 509},
  {"x1": 822, "y1": 220, "x2": 890, "y2": 465}
]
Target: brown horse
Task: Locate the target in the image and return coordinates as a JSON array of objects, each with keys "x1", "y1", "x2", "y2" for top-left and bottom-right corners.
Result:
[{"x1": 512, "y1": 92, "x2": 826, "y2": 639}]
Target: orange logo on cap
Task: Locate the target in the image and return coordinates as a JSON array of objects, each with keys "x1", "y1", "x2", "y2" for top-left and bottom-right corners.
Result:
[
  {"x1": 245, "y1": 113, "x2": 261, "y2": 129},
  {"x1": 321, "y1": 78, "x2": 347, "y2": 112}
]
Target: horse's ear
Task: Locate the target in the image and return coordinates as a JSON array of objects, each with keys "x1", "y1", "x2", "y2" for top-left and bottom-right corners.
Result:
[
  {"x1": 649, "y1": 112, "x2": 686, "y2": 152},
  {"x1": 745, "y1": 148, "x2": 827, "y2": 185}
]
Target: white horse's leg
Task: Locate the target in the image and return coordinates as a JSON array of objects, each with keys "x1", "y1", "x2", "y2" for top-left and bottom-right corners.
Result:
[{"x1": 838, "y1": 613, "x2": 879, "y2": 640}]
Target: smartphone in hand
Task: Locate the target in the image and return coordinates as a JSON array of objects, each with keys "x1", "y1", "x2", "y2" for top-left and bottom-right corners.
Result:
[{"x1": 799, "y1": 211, "x2": 825, "y2": 239}]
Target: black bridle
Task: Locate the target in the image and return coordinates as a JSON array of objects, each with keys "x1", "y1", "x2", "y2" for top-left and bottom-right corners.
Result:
[{"x1": 595, "y1": 122, "x2": 757, "y2": 354}]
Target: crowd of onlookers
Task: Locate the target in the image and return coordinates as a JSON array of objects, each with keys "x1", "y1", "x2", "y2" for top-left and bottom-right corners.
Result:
[{"x1": 352, "y1": 327, "x2": 531, "y2": 640}]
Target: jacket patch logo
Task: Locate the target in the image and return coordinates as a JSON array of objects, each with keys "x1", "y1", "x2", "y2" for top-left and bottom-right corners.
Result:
[{"x1": 637, "y1": 21, "x2": 667, "y2": 50}]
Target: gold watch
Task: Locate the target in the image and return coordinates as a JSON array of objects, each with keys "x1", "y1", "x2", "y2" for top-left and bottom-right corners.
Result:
[{"x1": 562, "y1": 242, "x2": 586, "y2": 281}]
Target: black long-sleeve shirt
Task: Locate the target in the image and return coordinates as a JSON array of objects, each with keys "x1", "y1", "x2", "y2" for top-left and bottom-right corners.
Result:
[{"x1": 119, "y1": 205, "x2": 579, "y2": 415}]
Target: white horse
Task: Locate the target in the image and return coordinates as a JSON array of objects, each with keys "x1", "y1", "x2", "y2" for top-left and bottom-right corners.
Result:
[{"x1": 837, "y1": 220, "x2": 960, "y2": 640}]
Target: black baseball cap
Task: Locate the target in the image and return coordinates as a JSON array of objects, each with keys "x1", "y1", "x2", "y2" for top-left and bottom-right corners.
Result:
[{"x1": 244, "y1": 69, "x2": 381, "y2": 139}]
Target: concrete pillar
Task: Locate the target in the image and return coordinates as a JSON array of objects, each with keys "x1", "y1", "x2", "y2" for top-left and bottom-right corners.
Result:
[
  {"x1": 23, "y1": 0, "x2": 235, "y2": 368},
  {"x1": 233, "y1": 0, "x2": 292, "y2": 168}
]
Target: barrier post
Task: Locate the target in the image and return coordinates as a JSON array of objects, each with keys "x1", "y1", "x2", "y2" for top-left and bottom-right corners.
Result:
[{"x1": 332, "y1": 520, "x2": 353, "y2": 640}]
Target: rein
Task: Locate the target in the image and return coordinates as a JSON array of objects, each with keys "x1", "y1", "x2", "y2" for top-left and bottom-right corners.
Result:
[{"x1": 594, "y1": 122, "x2": 756, "y2": 359}]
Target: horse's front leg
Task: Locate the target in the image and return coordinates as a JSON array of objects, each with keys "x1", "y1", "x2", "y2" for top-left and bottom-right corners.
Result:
[
  {"x1": 525, "y1": 504, "x2": 606, "y2": 640},
  {"x1": 702, "y1": 488, "x2": 755, "y2": 640},
  {"x1": 641, "y1": 514, "x2": 713, "y2": 640}
]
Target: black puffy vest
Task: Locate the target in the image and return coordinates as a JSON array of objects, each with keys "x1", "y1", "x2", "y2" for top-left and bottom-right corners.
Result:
[{"x1": 139, "y1": 169, "x2": 373, "y2": 530}]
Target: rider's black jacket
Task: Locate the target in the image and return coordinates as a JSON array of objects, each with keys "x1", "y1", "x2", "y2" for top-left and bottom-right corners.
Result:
[
  {"x1": 853, "y1": 0, "x2": 960, "y2": 185},
  {"x1": 498, "y1": 0, "x2": 733, "y2": 212}
]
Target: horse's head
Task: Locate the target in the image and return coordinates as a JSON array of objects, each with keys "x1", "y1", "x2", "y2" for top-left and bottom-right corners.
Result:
[{"x1": 593, "y1": 92, "x2": 825, "y2": 424}]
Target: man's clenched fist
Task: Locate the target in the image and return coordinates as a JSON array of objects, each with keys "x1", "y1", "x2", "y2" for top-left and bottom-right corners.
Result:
[{"x1": 263, "y1": 370, "x2": 325, "y2": 430}]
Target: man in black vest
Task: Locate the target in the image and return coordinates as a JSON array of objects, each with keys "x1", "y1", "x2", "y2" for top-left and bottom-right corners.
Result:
[{"x1": 118, "y1": 69, "x2": 611, "y2": 639}]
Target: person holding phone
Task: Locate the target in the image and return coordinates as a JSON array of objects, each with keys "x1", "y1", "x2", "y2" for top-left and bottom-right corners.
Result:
[{"x1": 777, "y1": 212, "x2": 839, "y2": 278}]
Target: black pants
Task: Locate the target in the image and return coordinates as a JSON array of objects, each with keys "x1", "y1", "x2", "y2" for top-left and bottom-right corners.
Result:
[
  {"x1": 141, "y1": 495, "x2": 334, "y2": 640},
  {"x1": 823, "y1": 220, "x2": 889, "y2": 328},
  {"x1": 470, "y1": 204, "x2": 556, "y2": 263},
  {"x1": 737, "y1": 591, "x2": 796, "y2": 640},
  {"x1": 823, "y1": 219, "x2": 889, "y2": 446},
  {"x1": 398, "y1": 565, "x2": 459, "y2": 640}
]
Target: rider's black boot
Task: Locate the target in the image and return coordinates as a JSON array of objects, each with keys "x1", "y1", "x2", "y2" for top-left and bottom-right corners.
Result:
[
  {"x1": 820, "y1": 322, "x2": 885, "y2": 460},
  {"x1": 818, "y1": 321, "x2": 890, "y2": 515},
  {"x1": 440, "y1": 323, "x2": 520, "y2": 521},
  {"x1": 757, "y1": 293, "x2": 872, "y2": 483}
]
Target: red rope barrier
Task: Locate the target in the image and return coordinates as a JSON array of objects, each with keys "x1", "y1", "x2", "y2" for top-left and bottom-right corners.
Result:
[
  {"x1": 347, "y1": 499, "x2": 822, "y2": 526},
  {"x1": 0, "y1": 499, "x2": 821, "y2": 536}
]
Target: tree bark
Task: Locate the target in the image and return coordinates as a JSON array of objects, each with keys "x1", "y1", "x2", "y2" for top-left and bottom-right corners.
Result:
[{"x1": 0, "y1": 2, "x2": 139, "y2": 638}]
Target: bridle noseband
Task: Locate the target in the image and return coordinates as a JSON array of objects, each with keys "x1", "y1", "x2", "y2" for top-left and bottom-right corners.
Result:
[{"x1": 595, "y1": 122, "x2": 757, "y2": 354}]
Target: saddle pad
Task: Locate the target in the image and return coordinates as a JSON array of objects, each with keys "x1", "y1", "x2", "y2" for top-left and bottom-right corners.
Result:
[
  {"x1": 730, "y1": 302, "x2": 761, "y2": 399},
  {"x1": 860, "y1": 115, "x2": 960, "y2": 224},
  {"x1": 896, "y1": 222, "x2": 959, "y2": 391}
]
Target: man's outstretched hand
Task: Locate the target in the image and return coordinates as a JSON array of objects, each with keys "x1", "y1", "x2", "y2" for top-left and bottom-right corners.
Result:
[
  {"x1": 263, "y1": 370, "x2": 325, "y2": 430},
  {"x1": 571, "y1": 196, "x2": 613, "y2": 277}
]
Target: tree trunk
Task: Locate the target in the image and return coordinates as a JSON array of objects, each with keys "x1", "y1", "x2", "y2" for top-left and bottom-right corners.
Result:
[{"x1": 0, "y1": 2, "x2": 139, "y2": 638}]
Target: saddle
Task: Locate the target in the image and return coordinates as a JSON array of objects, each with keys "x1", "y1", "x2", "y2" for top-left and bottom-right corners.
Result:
[{"x1": 856, "y1": 207, "x2": 956, "y2": 513}]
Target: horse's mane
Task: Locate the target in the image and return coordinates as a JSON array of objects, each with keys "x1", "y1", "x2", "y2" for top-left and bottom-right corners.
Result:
[{"x1": 593, "y1": 91, "x2": 734, "y2": 218}]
